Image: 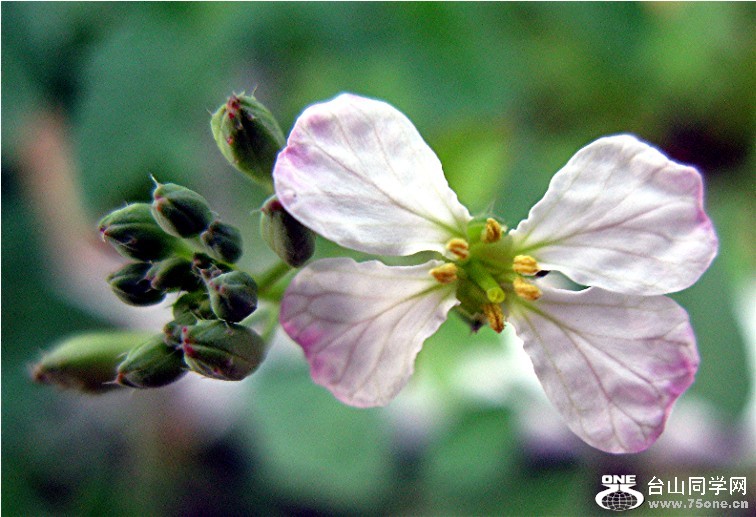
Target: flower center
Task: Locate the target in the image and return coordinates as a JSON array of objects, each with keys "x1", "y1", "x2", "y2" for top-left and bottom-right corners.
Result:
[{"x1": 434, "y1": 220, "x2": 544, "y2": 333}]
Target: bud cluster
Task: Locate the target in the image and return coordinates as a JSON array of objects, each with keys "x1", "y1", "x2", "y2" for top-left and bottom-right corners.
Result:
[
  {"x1": 97, "y1": 181, "x2": 265, "y2": 388},
  {"x1": 36, "y1": 90, "x2": 318, "y2": 395}
]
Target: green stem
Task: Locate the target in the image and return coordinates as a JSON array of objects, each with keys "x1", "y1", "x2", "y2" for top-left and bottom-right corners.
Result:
[{"x1": 256, "y1": 261, "x2": 292, "y2": 297}]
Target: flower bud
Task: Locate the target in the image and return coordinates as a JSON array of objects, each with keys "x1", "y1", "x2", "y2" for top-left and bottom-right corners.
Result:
[
  {"x1": 173, "y1": 291, "x2": 216, "y2": 323},
  {"x1": 107, "y1": 262, "x2": 166, "y2": 306},
  {"x1": 181, "y1": 321, "x2": 266, "y2": 381},
  {"x1": 200, "y1": 221, "x2": 243, "y2": 264},
  {"x1": 163, "y1": 320, "x2": 185, "y2": 347},
  {"x1": 98, "y1": 203, "x2": 177, "y2": 261},
  {"x1": 116, "y1": 335, "x2": 187, "y2": 389},
  {"x1": 204, "y1": 270, "x2": 258, "y2": 323},
  {"x1": 31, "y1": 331, "x2": 152, "y2": 393},
  {"x1": 210, "y1": 93, "x2": 285, "y2": 185},
  {"x1": 147, "y1": 257, "x2": 201, "y2": 292},
  {"x1": 260, "y1": 197, "x2": 315, "y2": 267},
  {"x1": 151, "y1": 181, "x2": 213, "y2": 237},
  {"x1": 191, "y1": 252, "x2": 231, "y2": 277}
]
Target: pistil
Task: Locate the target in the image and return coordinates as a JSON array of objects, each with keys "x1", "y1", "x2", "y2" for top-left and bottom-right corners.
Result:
[{"x1": 465, "y1": 260, "x2": 506, "y2": 303}]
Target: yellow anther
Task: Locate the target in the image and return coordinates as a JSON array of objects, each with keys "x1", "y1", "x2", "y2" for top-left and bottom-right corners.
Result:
[
  {"x1": 482, "y1": 303, "x2": 505, "y2": 333},
  {"x1": 446, "y1": 238, "x2": 470, "y2": 260},
  {"x1": 481, "y1": 218, "x2": 504, "y2": 244},
  {"x1": 430, "y1": 263, "x2": 458, "y2": 284},
  {"x1": 513, "y1": 255, "x2": 539, "y2": 276},
  {"x1": 513, "y1": 277, "x2": 542, "y2": 301}
]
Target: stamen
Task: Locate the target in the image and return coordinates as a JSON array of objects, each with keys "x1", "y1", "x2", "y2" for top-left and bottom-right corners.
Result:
[
  {"x1": 446, "y1": 238, "x2": 470, "y2": 260},
  {"x1": 429, "y1": 263, "x2": 458, "y2": 284},
  {"x1": 481, "y1": 218, "x2": 504, "y2": 243},
  {"x1": 482, "y1": 303, "x2": 505, "y2": 333},
  {"x1": 513, "y1": 277, "x2": 542, "y2": 301},
  {"x1": 513, "y1": 255, "x2": 539, "y2": 276}
]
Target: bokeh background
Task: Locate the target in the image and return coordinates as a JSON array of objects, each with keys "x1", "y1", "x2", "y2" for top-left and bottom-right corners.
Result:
[{"x1": 3, "y1": 3, "x2": 754, "y2": 515}]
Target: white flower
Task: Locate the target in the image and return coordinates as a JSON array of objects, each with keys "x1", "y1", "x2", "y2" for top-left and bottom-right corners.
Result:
[{"x1": 272, "y1": 93, "x2": 718, "y2": 453}]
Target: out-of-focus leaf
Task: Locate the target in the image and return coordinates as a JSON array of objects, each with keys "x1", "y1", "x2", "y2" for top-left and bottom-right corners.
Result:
[
  {"x1": 415, "y1": 310, "x2": 504, "y2": 403},
  {"x1": 419, "y1": 407, "x2": 517, "y2": 513},
  {"x1": 248, "y1": 362, "x2": 393, "y2": 512},
  {"x1": 433, "y1": 120, "x2": 512, "y2": 215},
  {"x1": 74, "y1": 10, "x2": 232, "y2": 212}
]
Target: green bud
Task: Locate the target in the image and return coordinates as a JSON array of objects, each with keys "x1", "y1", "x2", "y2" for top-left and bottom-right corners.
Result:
[
  {"x1": 163, "y1": 320, "x2": 186, "y2": 347},
  {"x1": 107, "y1": 262, "x2": 166, "y2": 306},
  {"x1": 260, "y1": 196, "x2": 316, "y2": 267},
  {"x1": 191, "y1": 252, "x2": 231, "y2": 278},
  {"x1": 31, "y1": 331, "x2": 152, "y2": 393},
  {"x1": 204, "y1": 270, "x2": 258, "y2": 323},
  {"x1": 200, "y1": 221, "x2": 243, "y2": 264},
  {"x1": 181, "y1": 321, "x2": 266, "y2": 381},
  {"x1": 210, "y1": 93, "x2": 285, "y2": 186},
  {"x1": 98, "y1": 203, "x2": 177, "y2": 261},
  {"x1": 146, "y1": 257, "x2": 200, "y2": 292},
  {"x1": 173, "y1": 291, "x2": 216, "y2": 323},
  {"x1": 151, "y1": 181, "x2": 213, "y2": 237},
  {"x1": 116, "y1": 335, "x2": 187, "y2": 389}
]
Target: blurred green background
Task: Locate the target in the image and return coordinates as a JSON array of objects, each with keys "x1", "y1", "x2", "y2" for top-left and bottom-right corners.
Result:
[{"x1": 3, "y1": 2, "x2": 754, "y2": 515}]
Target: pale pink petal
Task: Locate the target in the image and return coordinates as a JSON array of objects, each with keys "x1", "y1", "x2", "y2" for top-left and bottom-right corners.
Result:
[
  {"x1": 510, "y1": 135, "x2": 718, "y2": 295},
  {"x1": 273, "y1": 93, "x2": 472, "y2": 256},
  {"x1": 279, "y1": 258, "x2": 459, "y2": 407},
  {"x1": 509, "y1": 286, "x2": 699, "y2": 453}
]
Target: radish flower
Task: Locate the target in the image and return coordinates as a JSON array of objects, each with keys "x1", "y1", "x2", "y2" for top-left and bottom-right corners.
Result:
[{"x1": 273, "y1": 94, "x2": 718, "y2": 453}]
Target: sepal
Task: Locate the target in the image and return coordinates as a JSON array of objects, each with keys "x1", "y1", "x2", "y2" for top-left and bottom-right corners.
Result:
[
  {"x1": 211, "y1": 93, "x2": 286, "y2": 185},
  {"x1": 181, "y1": 320, "x2": 266, "y2": 381},
  {"x1": 147, "y1": 257, "x2": 200, "y2": 292},
  {"x1": 107, "y1": 262, "x2": 166, "y2": 306},
  {"x1": 260, "y1": 196, "x2": 315, "y2": 267},
  {"x1": 151, "y1": 181, "x2": 213, "y2": 238},
  {"x1": 31, "y1": 331, "x2": 152, "y2": 393},
  {"x1": 98, "y1": 203, "x2": 177, "y2": 261},
  {"x1": 116, "y1": 335, "x2": 187, "y2": 389},
  {"x1": 201, "y1": 221, "x2": 243, "y2": 264},
  {"x1": 203, "y1": 270, "x2": 259, "y2": 323}
]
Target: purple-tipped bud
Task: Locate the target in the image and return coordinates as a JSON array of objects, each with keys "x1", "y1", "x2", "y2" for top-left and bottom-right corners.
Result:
[
  {"x1": 200, "y1": 221, "x2": 243, "y2": 264},
  {"x1": 210, "y1": 93, "x2": 286, "y2": 186},
  {"x1": 107, "y1": 262, "x2": 166, "y2": 306},
  {"x1": 98, "y1": 203, "x2": 177, "y2": 261},
  {"x1": 116, "y1": 335, "x2": 187, "y2": 389},
  {"x1": 203, "y1": 270, "x2": 258, "y2": 323},
  {"x1": 146, "y1": 257, "x2": 200, "y2": 292},
  {"x1": 172, "y1": 291, "x2": 216, "y2": 324},
  {"x1": 181, "y1": 321, "x2": 266, "y2": 381},
  {"x1": 260, "y1": 197, "x2": 315, "y2": 267},
  {"x1": 191, "y1": 252, "x2": 231, "y2": 278},
  {"x1": 151, "y1": 182, "x2": 213, "y2": 238}
]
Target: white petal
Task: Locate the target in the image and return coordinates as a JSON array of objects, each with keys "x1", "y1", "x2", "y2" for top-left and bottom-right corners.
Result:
[
  {"x1": 273, "y1": 93, "x2": 472, "y2": 256},
  {"x1": 510, "y1": 135, "x2": 718, "y2": 295},
  {"x1": 279, "y1": 258, "x2": 459, "y2": 407},
  {"x1": 509, "y1": 287, "x2": 699, "y2": 454}
]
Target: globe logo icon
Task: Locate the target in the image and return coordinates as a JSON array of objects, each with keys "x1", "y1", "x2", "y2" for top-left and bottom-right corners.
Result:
[
  {"x1": 595, "y1": 475, "x2": 645, "y2": 511},
  {"x1": 601, "y1": 490, "x2": 639, "y2": 511}
]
